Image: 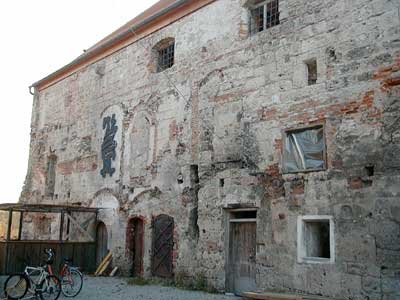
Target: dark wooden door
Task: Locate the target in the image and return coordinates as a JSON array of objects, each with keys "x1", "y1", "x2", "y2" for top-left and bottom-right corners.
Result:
[
  {"x1": 230, "y1": 222, "x2": 256, "y2": 294},
  {"x1": 129, "y1": 218, "x2": 144, "y2": 276},
  {"x1": 96, "y1": 222, "x2": 108, "y2": 266},
  {"x1": 151, "y1": 215, "x2": 174, "y2": 277}
]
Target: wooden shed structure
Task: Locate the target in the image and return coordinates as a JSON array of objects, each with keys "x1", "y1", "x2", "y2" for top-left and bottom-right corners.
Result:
[{"x1": 0, "y1": 203, "x2": 99, "y2": 275}]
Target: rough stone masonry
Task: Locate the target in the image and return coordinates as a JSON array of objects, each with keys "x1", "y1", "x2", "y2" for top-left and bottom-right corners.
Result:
[{"x1": 20, "y1": 0, "x2": 400, "y2": 299}]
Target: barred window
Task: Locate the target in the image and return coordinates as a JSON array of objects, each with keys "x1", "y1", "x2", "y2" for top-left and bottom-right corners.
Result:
[
  {"x1": 157, "y1": 43, "x2": 175, "y2": 72},
  {"x1": 250, "y1": 0, "x2": 280, "y2": 34}
]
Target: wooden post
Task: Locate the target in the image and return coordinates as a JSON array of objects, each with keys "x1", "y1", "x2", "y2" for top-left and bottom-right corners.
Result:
[
  {"x1": 94, "y1": 211, "x2": 98, "y2": 266},
  {"x1": 66, "y1": 212, "x2": 70, "y2": 241},
  {"x1": 18, "y1": 211, "x2": 23, "y2": 241},
  {"x1": 6, "y1": 209, "x2": 13, "y2": 241},
  {"x1": 5, "y1": 209, "x2": 13, "y2": 273},
  {"x1": 59, "y1": 211, "x2": 65, "y2": 241}
]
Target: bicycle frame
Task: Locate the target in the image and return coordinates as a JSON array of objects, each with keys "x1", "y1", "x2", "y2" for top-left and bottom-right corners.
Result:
[{"x1": 24, "y1": 266, "x2": 48, "y2": 293}]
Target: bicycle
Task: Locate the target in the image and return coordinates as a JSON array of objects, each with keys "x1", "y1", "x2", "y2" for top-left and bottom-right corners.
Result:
[
  {"x1": 3, "y1": 254, "x2": 61, "y2": 300},
  {"x1": 45, "y1": 249, "x2": 83, "y2": 297}
]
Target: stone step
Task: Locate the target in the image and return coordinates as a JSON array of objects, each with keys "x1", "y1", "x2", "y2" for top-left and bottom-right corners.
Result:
[{"x1": 241, "y1": 292, "x2": 340, "y2": 300}]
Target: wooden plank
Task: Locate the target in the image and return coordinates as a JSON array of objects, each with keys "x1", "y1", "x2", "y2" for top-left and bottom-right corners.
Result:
[
  {"x1": 241, "y1": 292, "x2": 302, "y2": 300},
  {"x1": 95, "y1": 252, "x2": 112, "y2": 275},
  {"x1": 241, "y1": 292, "x2": 339, "y2": 300},
  {"x1": 97, "y1": 257, "x2": 111, "y2": 276},
  {"x1": 18, "y1": 211, "x2": 23, "y2": 240},
  {"x1": 6, "y1": 209, "x2": 13, "y2": 241},
  {"x1": 65, "y1": 214, "x2": 95, "y2": 242},
  {"x1": 0, "y1": 243, "x2": 6, "y2": 274},
  {"x1": 59, "y1": 212, "x2": 65, "y2": 241}
]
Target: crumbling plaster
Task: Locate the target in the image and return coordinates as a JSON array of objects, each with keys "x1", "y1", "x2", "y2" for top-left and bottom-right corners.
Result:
[{"x1": 21, "y1": 0, "x2": 400, "y2": 298}]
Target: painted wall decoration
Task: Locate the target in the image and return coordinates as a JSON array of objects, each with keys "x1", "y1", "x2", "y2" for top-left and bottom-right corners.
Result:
[{"x1": 100, "y1": 114, "x2": 118, "y2": 178}]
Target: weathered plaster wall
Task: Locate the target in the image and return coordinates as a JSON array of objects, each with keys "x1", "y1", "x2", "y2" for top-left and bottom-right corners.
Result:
[{"x1": 22, "y1": 0, "x2": 399, "y2": 298}]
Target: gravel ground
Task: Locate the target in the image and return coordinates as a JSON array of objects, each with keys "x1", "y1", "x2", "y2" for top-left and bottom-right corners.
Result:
[{"x1": 1, "y1": 276, "x2": 242, "y2": 300}]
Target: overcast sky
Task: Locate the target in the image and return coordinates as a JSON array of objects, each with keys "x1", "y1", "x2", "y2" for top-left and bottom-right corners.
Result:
[{"x1": 0, "y1": 1, "x2": 159, "y2": 203}]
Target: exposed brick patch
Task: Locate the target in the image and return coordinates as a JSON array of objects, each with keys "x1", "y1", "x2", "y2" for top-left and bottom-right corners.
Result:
[
  {"x1": 169, "y1": 119, "x2": 183, "y2": 141},
  {"x1": 57, "y1": 161, "x2": 74, "y2": 176},
  {"x1": 259, "y1": 107, "x2": 278, "y2": 121},
  {"x1": 212, "y1": 89, "x2": 256, "y2": 105},
  {"x1": 348, "y1": 177, "x2": 373, "y2": 189},
  {"x1": 373, "y1": 57, "x2": 400, "y2": 92},
  {"x1": 264, "y1": 164, "x2": 285, "y2": 199},
  {"x1": 58, "y1": 155, "x2": 98, "y2": 175}
]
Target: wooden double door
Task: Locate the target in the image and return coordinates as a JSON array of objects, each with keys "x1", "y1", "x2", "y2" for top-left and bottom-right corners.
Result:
[{"x1": 228, "y1": 221, "x2": 257, "y2": 294}]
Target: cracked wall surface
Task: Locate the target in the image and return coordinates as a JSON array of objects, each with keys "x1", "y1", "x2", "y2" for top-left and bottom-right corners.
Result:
[{"x1": 22, "y1": 0, "x2": 400, "y2": 298}]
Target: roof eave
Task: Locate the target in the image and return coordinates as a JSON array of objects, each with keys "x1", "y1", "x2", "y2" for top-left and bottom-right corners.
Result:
[{"x1": 31, "y1": 0, "x2": 191, "y2": 89}]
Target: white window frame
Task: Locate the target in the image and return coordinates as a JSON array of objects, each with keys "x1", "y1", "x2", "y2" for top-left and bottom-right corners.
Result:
[{"x1": 297, "y1": 215, "x2": 335, "y2": 264}]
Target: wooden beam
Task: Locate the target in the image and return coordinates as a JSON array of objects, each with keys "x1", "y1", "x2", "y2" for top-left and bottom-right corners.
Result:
[
  {"x1": 59, "y1": 211, "x2": 65, "y2": 241},
  {"x1": 241, "y1": 292, "x2": 340, "y2": 300},
  {"x1": 6, "y1": 209, "x2": 13, "y2": 242},
  {"x1": 18, "y1": 211, "x2": 23, "y2": 241}
]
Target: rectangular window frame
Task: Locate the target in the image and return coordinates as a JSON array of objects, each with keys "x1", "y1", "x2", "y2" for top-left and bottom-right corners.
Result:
[
  {"x1": 297, "y1": 215, "x2": 335, "y2": 264},
  {"x1": 282, "y1": 123, "x2": 327, "y2": 174},
  {"x1": 249, "y1": 0, "x2": 280, "y2": 35}
]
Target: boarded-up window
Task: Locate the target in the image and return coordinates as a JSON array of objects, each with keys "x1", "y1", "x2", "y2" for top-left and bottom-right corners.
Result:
[
  {"x1": 283, "y1": 126, "x2": 325, "y2": 173},
  {"x1": 45, "y1": 155, "x2": 57, "y2": 196}
]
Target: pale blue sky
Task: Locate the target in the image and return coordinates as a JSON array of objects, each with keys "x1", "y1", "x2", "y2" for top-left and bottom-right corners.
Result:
[{"x1": 0, "y1": 1, "x2": 159, "y2": 203}]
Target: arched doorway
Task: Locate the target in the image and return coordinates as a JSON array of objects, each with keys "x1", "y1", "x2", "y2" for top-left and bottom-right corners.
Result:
[
  {"x1": 96, "y1": 222, "x2": 108, "y2": 266},
  {"x1": 126, "y1": 218, "x2": 144, "y2": 277}
]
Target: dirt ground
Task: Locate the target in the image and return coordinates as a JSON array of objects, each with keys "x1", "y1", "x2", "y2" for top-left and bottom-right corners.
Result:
[{"x1": 0, "y1": 276, "x2": 242, "y2": 300}]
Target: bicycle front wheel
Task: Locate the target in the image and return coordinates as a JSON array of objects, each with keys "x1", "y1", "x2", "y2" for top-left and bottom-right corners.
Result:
[
  {"x1": 61, "y1": 269, "x2": 83, "y2": 297},
  {"x1": 38, "y1": 274, "x2": 61, "y2": 300},
  {"x1": 4, "y1": 273, "x2": 29, "y2": 300}
]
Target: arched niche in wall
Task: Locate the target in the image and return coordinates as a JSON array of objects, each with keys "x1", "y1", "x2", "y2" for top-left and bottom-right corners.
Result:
[
  {"x1": 98, "y1": 105, "x2": 123, "y2": 186},
  {"x1": 123, "y1": 111, "x2": 153, "y2": 187},
  {"x1": 90, "y1": 191, "x2": 120, "y2": 256}
]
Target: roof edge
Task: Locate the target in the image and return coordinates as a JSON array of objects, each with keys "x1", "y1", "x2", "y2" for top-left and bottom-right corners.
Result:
[{"x1": 31, "y1": 0, "x2": 215, "y2": 91}]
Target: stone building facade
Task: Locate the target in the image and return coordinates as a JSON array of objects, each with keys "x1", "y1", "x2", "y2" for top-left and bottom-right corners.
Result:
[{"x1": 22, "y1": 0, "x2": 399, "y2": 298}]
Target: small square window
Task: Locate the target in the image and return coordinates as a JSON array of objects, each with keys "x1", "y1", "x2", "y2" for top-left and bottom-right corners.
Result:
[
  {"x1": 250, "y1": 0, "x2": 280, "y2": 34},
  {"x1": 283, "y1": 125, "x2": 326, "y2": 173},
  {"x1": 306, "y1": 59, "x2": 318, "y2": 85},
  {"x1": 297, "y1": 216, "x2": 335, "y2": 264},
  {"x1": 158, "y1": 43, "x2": 175, "y2": 72}
]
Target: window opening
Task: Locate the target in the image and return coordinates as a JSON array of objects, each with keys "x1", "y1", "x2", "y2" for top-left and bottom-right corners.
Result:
[
  {"x1": 298, "y1": 216, "x2": 335, "y2": 264},
  {"x1": 306, "y1": 59, "x2": 318, "y2": 85},
  {"x1": 250, "y1": 0, "x2": 280, "y2": 34},
  {"x1": 231, "y1": 210, "x2": 257, "y2": 219},
  {"x1": 158, "y1": 43, "x2": 175, "y2": 72},
  {"x1": 219, "y1": 178, "x2": 225, "y2": 187},
  {"x1": 304, "y1": 220, "x2": 330, "y2": 258},
  {"x1": 365, "y1": 165, "x2": 374, "y2": 177},
  {"x1": 283, "y1": 125, "x2": 325, "y2": 173}
]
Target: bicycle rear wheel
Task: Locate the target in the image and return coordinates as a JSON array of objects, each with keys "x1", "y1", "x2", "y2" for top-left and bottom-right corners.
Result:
[
  {"x1": 4, "y1": 273, "x2": 29, "y2": 300},
  {"x1": 38, "y1": 275, "x2": 61, "y2": 300},
  {"x1": 61, "y1": 269, "x2": 83, "y2": 297}
]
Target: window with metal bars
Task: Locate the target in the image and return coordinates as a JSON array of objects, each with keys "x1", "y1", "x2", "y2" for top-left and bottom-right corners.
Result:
[
  {"x1": 250, "y1": 0, "x2": 280, "y2": 34},
  {"x1": 157, "y1": 43, "x2": 175, "y2": 72}
]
